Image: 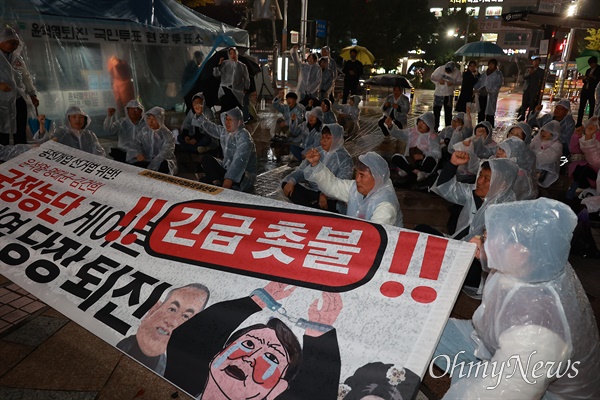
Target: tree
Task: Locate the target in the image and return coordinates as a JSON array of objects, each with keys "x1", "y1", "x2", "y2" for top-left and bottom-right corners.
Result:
[
  {"x1": 584, "y1": 28, "x2": 600, "y2": 51},
  {"x1": 421, "y1": 10, "x2": 479, "y2": 66}
]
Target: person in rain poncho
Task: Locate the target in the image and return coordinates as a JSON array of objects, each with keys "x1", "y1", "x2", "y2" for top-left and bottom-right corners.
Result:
[
  {"x1": 213, "y1": 47, "x2": 250, "y2": 113},
  {"x1": 426, "y1": 155, "x2": 518, "y2": 292},
  {"x1": 378, "y1": 84, "x2": 410, "y2": 136},
  {"x1": 319, "y1": 57, "x2": 334, "y2": 101},
  {"x1": 528, "y1": 98, "x2": 576, "y2": 156},
  {"x1": 494, "y1": 136, "x2": 538, "y2": 200},
  {"x1": 103, "y1": 100, "x2": 147, "y2": 162},
  {"x1": 320, "y1": 46, "x2": 337, "y2": 97},
  {"x1": 127, "y1": 107, "x2": 176, "y2": 175},
  {"x1": 0, "y1": 26, "x2": 39, "y2": 145},
  {"x1": 430, "y1": 61, "x2": 462, "y2": 132},
  {"x1": 290, "y1": 45, "x2": 322, "y2": 107},
  {"x1": 195, "y1": 107, "x2": 257, "y2": 192},
  {"x1": 320, "y1": 99, "x2": 337, "y2": 124},
  {"x1": 389, "y1": 111, "x2": 441, "y2": 182},
  {"x1": 36, "y1": 106, "x2": 105, "y2": 156},
  {"x1": 474, "y1": 59, "x2": 503, "y2": 128},
  {"x1": 567, "y1": 116, "x2": 600, "y2": 199},
  {"x1": 433, "y1": 198, "x2": 600, "y2": 399},
  {"x1": 333, "y1": 93, "x2": 361, "y2": 137},
  {"x1": 272, "y1": 90, "x2": 305, "y2": 141},
  {"x1": 288, "y1": 107, "x2": 324, "y2": 162},
  {"x1": 439, "y1": 112, "x2": 466, "y2": 148},
  {"x1": 178, "y1": 92, "x2": 217, "y2": 154},
  {"x1": 0, "y1": 143, "x2": 34, "y2": 162},
  {"x1": 303, "y1": 150, "x2": 403, "y2": 226},
  {"x1": 530, "y1": 120, "x2": 563, "y2": 188},
  {"x1": 453, "y1": 120, "x2": 496, "y2": 180},
  {"x1": 472, "y1": 121, "x2": 532, "y2": 161},
  {"x1": 282, "y1": 123, "x2": 353, "y2": 212}
]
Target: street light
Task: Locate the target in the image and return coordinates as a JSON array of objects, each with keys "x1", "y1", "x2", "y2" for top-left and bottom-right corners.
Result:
[
  {"x1": 558, "y1": 1, "x2": 577, "y2": 98},
  {"x1": 447, "y1": 29, "x2": 455, "y2": 37}
]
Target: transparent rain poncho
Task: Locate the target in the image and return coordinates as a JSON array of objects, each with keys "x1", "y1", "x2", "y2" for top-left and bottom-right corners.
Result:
[
  {"x1": 290, "y1": 49, "x2": 322, "y2": 100},
  {"x1": 213, "y1": 47, "x2": 250, "y2": 105},
  {"x1": 455, "y1": 121, "x2": 495, "y2": 176},
  {"x1": 527, "y1": 99, "x2": 576, "y2": 147},
  {"x1": 198, "y1": 107, "x2": 257, "y2": 192},
  {"x1": 304, "y1": 151, "x2": 402, "y2": 226},
  {"x1": 497, "y1": 136, "x2": 538, "y2": 200},
  {"x1": 103, "y1": 99, "x2": 147, "y2": 151},
  {"x1": 127, "y1": 106, "x2": 177, "y2": 174},
  {"x1": 333, "y1": 95, "x2": 361, "y2": 124},
  {"x1": 443, "y1": 198, "x2": 600, "y2": 398},
  {"x1": 431, "y1": 158, "x2": 518, "y2": 240},
  {"x1": 390, "y1": 111, "x2": 441, "y2": 161},
  {"x1": 284, "y1": 123, "x2": 353, "y2": 192},
  {"x1": 381, "y1": 91, "x2": 410, "y2": 128},
  {"x1": 291, "y1": 107, "x2": 323, "y2": 155},
  {"x1": 530, "y1": 120, "x2": 563, "y2": 188},
  {"x1": 47, "y1": 106, "x2": 106, "y2": 156},
  {"x1": 0, "y1": 144, "x2": 33, "y2": 161},
  {"x1": 180, "y1": 92, "x2": 216, "y2": 143}
]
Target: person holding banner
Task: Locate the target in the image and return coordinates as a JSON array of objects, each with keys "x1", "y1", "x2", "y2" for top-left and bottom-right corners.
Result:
[
  {"x1": 116, "y1": 283, "x2": 210, "y2": 376},
  {"x1": 164, "y1": 282, "x2": 342, "y2": 399},
  {"x1": 303, "y1": 150, "x2": 403, "y2": 227},
  {"x1": 432, "y1": 198, "x2": 600, "y2": 399},
  {"x1": 195, "y1": 106, "x2": 257, "y2": 192},
  {"x1": 103, "y1": 100, "x2": 147, "y2": 162}
]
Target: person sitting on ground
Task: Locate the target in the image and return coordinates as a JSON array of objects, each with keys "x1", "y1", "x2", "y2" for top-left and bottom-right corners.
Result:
[
  {"x1": 319, "y1": 57, "x2": 334, "y2": 101},
  {"x1": 453, "y1": 120, "x2": 495, "y2": 181},
  {"x1": 567, "y1": 116, "x2": 600, "y2": 199},
  {"x1": 432, "y1": 197, "x2": 600, "y2": 399},
  {"x1": 439, "y1": 113, "x2": 465, "y2": 149},
  {"x1": 321, "y1": 99, "x2": 337, "y2": 124},
  {"x1": 272, "y1": 90, "x2": 305, "y2": 142},
  {"x1": 287, "y1": 107, "x2": 323, "y2": 165},
  {"x1": 103, "y1": 100, "x2": 146, "y2": 162},
  {"x1": 281, "y1": 123, "x2": 353, "y2": 212},
  {"x1": 195, "y1": 107, "x2": 257, "y2": 192},
  {"x1": 530, "y1": 120, "x2": 563, "y2": 188},
  {"x1": 127, "y1": 106, "x2": 177, "y2": 175},
  {"x1": 447, "y1": 108, "x2": 476, "y2": 154},
  {"x1": 389, "y1": 111, "x2": 441, "y2": 182},
  {"x1": 36, "y1": 106, "x2": 105, "y2": 156},
  {"x1": 378, "y1": 84, "x2": 410, "y2": 136},
  {"x1": 290, "y1": 45, "x2": 322, "y2": 107},
  {"x1": 178, "y1": 92, "x2": 217, "y2": 154},
  {"x1": 527, "y1": 98, "x2": 575, "y2": 156},
  {"x1": 303, "y1": 150, "x2": 403, "y2": 226},
  {"x1": 425, "y1": 154, "x2": 518, "y2": 295},
  {"x1": 494, "y1": 136, "x2": 538, "y2": 200},
  {"x1": 333, "y1": 93, "x2": 361, "y2": 138}
]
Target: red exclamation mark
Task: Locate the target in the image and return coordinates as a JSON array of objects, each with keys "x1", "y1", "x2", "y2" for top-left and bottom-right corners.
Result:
[
  {"x1": 105, "y1": 197, "x2": 167, "y2": 245},
  {"x1": 411, "y1": 236, "x2": 448, "y2": 304},
  {"x1": 380, "y1": 231, "x2": 420, "y2": 298}
]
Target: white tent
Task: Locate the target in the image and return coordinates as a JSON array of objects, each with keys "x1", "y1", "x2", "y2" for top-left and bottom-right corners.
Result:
[{"x1": 0, "y1": 0, "x2": 249, "y2": 133}]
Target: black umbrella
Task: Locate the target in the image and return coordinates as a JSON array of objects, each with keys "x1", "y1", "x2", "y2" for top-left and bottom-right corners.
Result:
[{"x1": 365, "y1": 74, "x2": 413, "y2": 88}]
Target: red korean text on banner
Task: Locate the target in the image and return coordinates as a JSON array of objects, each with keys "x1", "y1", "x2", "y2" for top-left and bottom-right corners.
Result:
[{"x1": 146, "y1": 200, "x2": 387, "y2": 291}]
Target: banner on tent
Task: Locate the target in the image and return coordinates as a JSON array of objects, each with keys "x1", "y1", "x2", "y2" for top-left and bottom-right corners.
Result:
[{"x1": 0, "y1": 141, "x2": 475, "y2": 400}]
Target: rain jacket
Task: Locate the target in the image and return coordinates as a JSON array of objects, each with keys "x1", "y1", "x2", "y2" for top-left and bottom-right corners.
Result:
[
  {"x1": 0, "y1": 27, "x2": 36, "y2": 134},
  {"x1": 103, "y1": 100, "x2": 147, "y2": 151},
  {"x1": 447, "y1": 113, "x2": 474, "y2": 154},
  {"x1": 127, "y1": 107, "x2": 177, "y2": 175},
  {"x1": 333, "y1": 96, "x2": 361, "y2": 133},
  {"x1": 391, "y1": 111, "x2": 441, "y2": 161},
  {"x1": 304, "y1": 151, "x2": 403, "y2": 226},
  {"x1": 455, "y1": 121, "x2": 495, "y2": 176},
  {"x1": 497, "y1": 136, "x2": 538, "y2": 200},
  {"x1": 321, "y1": 46, "x2": 337, "y2": 86},
  {"x1": 430, "y1": 62, "x2": 462, "y2": 97},
  {"x1": 321, "y1": 101, "x2": 337, "y2": 125},
  {"x1": 319, "y1": 57, "x2": 334, "y2": 99},
  {"x1": 530, "y1": 120, "x2": 563, "y2": 188},
  {"x1": 291, "y1": 107, "x2": 323, "y2": 155},
  {"x1": 443, "y1": 198, "x2": 600, "y2": 399},
  {"x1": 527, "y1": 100, "x2": 576, "y2": 147},
  {"x1": 272, "y1": 96, "x2": 305, "y2": 130},
  {"x1": 197, "y1": 107, "x2": 257, "y2": 192},
  {"x1": 283, "y1": 124, "x2": 353, "y2": 193},
  {"x1": 474, "y1": 69, "x2": 503, "y2": 116},
  {"x1": 49, "y1": 106, "x2": 106, "y2": 156},
  {"x1": 431, "y1": 158, "x2": 518, "y2": 240},
  {"x1": 578, "y1": 122, "x2": 600, "y2": 172},
  {"x1": 213, "y1": 47, "x2": 250, "y2": 105},
  {"x1": 381, "y1": 93, "x2": 410, "y2": 128},
  {"x1": 0, "y1": 144, "x2": 33, "y2": 161},
  {"x1": 291, "y1": 49, "x2": 322, "y2": 101}
]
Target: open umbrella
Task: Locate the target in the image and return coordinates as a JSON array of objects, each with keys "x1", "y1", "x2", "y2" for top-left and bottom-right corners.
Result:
[
  {"x1": 576, "y1": 50, "x2": 600, "y2": 74},
  {"x1": 454, "y1": 41, "x2": 506, "y2": 58},
  {"x1": 365, "y1": 74, "x2": 413, "y2": 88},
  {"x1": 340, "y1": 45, "x2": 375, "y2": 66}
]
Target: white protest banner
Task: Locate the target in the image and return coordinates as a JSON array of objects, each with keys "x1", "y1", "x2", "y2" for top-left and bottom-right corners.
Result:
[{"x1": 0, "y1": 141, "x2": 475, "y2": 400}]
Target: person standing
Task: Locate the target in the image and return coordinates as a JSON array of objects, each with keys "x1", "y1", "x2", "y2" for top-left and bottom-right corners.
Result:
[
  {"x1": 0, "y1": 26, "x2": 39, "y2": 146},
  {"x1": 474, "y1": 59, "x2": 503, "y2": 127},
  {"x1": 341, "y1": 48, "x2": 363, "y2": 104},
  {"x1": 320, "y1": 46, "x2": 337, "y2": 98},
  {"x1": 577, "y1": 56, "x2": 600, "y2": 126},
  {"x1": 290, "y1": 45, "x2": 322, "y2": 107},
  {"x1": 430, "y1": 61, "x2": 462, "y2": 132},
  {"x1": 455, "y1": 60, "x2": 480, "y2": 113},
  {"x1": 518, "y1": 57, "x2": 544, "y2": 122},
  {"x1": 213, "y1": 47, "x2": 250, "y2": 113}
]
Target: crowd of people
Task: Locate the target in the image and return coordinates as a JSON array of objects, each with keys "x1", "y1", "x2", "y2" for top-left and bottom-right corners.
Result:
[{"x1": 2, "y1": 26, "x2": 600, "y2": 398}]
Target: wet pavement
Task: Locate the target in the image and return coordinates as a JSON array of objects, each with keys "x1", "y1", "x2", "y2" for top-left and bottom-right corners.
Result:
[{"x1": 1, "y1": 89, "x2": 599, "y2": 400}]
